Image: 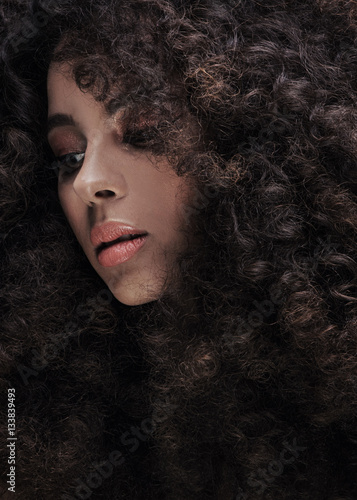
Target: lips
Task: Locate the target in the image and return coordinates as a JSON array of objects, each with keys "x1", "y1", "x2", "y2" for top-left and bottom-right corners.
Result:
[
  {"x1": 91, "y1": 222, "x2": 148, "y2": 250},
  {"x1": 90, "y1": 222, "x2": 149, "y2": 267}
]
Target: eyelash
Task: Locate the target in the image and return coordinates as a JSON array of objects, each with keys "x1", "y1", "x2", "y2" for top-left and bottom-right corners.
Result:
[
  {"x1": 56, "y1": 152, "x2": 85, "y2": 177},
  {"x1": 53, "y1": 126, "x2": 156, "y2": 177},
  {"x1": 122, "y1": 126, "x2": 156, "y2": 148}
]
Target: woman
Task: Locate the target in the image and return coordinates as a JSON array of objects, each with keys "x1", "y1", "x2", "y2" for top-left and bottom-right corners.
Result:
[{"x1": 1, "y1": 0, "x2": 357, "y2": 498}]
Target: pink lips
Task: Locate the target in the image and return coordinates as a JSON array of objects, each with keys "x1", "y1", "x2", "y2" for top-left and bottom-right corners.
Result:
[{"x1": 91, "y1": 222, "x2": 148, "y2": 267}]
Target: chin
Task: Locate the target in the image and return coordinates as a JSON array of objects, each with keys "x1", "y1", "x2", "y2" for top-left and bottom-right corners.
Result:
[
  {"x1": 114, "y1": 293, "x2": 158, "y2": 306},
  {"x1": 102, "y1": 265, "x2": 169, "y2": 306},
  {"x1": 109, "y1": 282, "x2": 162, "y2": 306}
]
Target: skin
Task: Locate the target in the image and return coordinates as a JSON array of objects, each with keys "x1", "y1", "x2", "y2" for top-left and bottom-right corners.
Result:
[{"x1": 47, "y1": 63, "x2": 195, "y2": 306}]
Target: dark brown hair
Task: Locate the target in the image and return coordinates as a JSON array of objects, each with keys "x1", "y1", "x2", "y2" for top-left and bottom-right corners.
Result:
[{"x1": 1, "y1": 0, "x2": 357, "y2": 498}]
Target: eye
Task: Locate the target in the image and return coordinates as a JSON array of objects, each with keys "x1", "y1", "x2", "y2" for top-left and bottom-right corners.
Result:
[
  {"x1": 122, "y1": 126, "x2": 156, "y2": 149},
  {"x1": 56, "y1": 152, "x2": 85, "y2": 177}
]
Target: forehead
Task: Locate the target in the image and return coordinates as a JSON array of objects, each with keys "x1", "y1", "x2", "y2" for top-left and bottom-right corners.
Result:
[
  {"x1": 47, "y1": 63, "x2": 96, "y2": 111},
  {"x1": 47, "y1": 62, "x2": 74, "y2": 95},
  {"x1": 47, "y1": 62, "x2": 117, "y2": 133}
]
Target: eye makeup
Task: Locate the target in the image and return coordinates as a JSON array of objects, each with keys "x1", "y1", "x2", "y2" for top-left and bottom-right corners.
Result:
[{"x1": 47, "y1": 127, "x2": 86, "y2": 158}]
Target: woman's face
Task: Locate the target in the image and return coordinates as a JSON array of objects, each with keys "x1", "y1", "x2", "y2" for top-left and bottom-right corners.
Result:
[{"x1": 47, "y1": 63, "x2": 195, "y2": 306}]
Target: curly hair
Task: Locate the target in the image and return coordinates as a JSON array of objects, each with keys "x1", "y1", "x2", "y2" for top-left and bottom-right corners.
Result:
[{"x1": 1, "y1": 0, "x2": 357, "y2": 498}]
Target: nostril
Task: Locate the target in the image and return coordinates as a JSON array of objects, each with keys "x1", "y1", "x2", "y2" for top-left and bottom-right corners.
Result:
[{"x1": 95, "y1": 189, "x2": 116, "y2": 198}]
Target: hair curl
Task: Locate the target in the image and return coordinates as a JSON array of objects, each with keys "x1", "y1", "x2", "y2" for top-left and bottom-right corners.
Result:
[{"x1": 1, "y1": 0, "x2": 357, "y2": 498}]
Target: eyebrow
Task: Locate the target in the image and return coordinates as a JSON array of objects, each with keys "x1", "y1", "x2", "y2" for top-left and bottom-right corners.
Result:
[{"x1": 47, "y1": 113, "x2": 76, "y2": 135}]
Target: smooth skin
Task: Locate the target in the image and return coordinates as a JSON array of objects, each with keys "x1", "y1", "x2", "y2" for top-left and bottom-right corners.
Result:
[{"x1": 47, "y1": 63, "x2": 195, "y2": 306}]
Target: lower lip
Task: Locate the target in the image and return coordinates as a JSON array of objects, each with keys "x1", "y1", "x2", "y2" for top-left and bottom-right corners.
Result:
[{"x1": 97, "y1": 235, "x2": 148, "y2": 267}]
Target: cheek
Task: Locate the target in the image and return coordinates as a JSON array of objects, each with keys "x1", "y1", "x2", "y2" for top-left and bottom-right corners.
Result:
[
  {"x1": 173, "y1": 181, "x2": 195, "y2": 225},
  {"x1": 58, "y1": 184, "x2": 84, "y2": 241},
  {"x1": 159, "y1": 182, "x2": 195, "y2": 249},
  {"x1": 58, "y1": 183, "x2": 72, "y2": 220}
]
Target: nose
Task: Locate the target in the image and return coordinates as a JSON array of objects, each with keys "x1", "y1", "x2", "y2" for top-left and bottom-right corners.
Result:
[{"x1": 72, "y1": 140, "x2": 128, "y2": 206}]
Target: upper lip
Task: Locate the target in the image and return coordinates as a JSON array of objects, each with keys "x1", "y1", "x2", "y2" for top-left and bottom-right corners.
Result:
[{"x1": 90, "y1": 222, "x2": 148, "y2": 251}]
